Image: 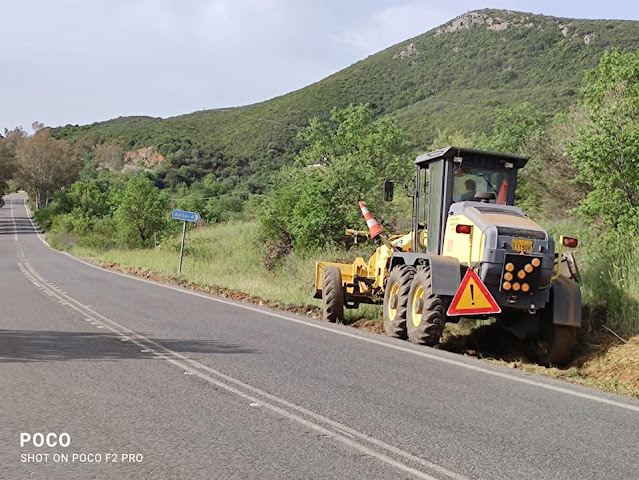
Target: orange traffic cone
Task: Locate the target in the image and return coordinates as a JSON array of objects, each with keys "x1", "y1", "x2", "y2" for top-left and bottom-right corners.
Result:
[{"x1": 358, "y1": 201, "x2": 385, "y2": 239}]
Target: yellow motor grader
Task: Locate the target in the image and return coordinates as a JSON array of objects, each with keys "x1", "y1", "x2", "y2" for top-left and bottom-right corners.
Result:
[{"x1": 314, "y1": 146, "x2": 581, "y2": 365}]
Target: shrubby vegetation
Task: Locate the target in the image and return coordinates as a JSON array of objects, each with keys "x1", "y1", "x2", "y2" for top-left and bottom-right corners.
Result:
[
  {"x1": 569, "y1": 48, "x2": 639, "y2": 237},
  {"x1": 259, "y1": 104, "x2": 411, "y2": 254},
  {"x1": 35, "y1": 173, "x2": 159, "y2": 249}
]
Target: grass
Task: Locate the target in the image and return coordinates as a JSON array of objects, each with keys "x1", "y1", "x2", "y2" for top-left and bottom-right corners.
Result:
[
  {"x1": 580, "y1": 239, "x2": 639, "y2": 337},
  {"x1": 540, "y1": 217, "x2": 639, "y2": 337},
  {"x1": 63, "y1": 221, "x2": 381, "y2": 323}
]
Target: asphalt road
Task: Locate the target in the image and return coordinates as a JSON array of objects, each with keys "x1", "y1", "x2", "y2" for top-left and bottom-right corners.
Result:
[{"x1": 1, "y1": 192, "x2": 638, "y2": 480}]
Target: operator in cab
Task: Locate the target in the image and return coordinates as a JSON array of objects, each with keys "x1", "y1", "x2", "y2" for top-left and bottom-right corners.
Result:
[{"x1": 454, "y1": 179, "x2": 477, "y2": 202}]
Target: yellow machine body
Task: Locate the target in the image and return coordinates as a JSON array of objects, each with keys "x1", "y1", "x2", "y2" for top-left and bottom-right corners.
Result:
[{"x1": 313, "y1": 232, "x2": 412, "y2": 304}]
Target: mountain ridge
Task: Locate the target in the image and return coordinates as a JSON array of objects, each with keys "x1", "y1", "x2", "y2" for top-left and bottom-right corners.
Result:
[{"x1": 52, "y1": 9, "x2": 639, "y2": 190}]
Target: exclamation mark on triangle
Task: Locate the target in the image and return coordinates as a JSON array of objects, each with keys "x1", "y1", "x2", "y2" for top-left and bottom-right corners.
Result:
[{"x1": 470, "y1": 284, "x2": 475, "y2": 305}]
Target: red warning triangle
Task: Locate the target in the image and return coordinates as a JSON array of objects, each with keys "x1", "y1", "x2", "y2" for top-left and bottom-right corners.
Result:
[{"x1": 447, "y1": 268, "x2": 501, "y2": 316}]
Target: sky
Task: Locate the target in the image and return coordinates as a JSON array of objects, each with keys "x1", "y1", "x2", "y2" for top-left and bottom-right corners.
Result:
[{"x1": 2, "y1": 0, "x2": 638, "y2": 133}]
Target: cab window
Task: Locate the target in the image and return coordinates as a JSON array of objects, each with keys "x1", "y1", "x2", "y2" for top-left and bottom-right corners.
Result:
[{"x1": 452, "y1": 166, "x2": 509, "y2": 205}]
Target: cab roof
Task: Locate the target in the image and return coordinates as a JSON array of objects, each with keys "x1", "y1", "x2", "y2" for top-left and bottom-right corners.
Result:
[{"x1": 415, "y1": 146, "x2": 529, "y2": 169}]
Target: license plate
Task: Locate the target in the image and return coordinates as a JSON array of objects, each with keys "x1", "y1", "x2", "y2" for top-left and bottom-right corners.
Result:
[{"x1": 512, "y1": 238, "x2": 533, "y2": 253}]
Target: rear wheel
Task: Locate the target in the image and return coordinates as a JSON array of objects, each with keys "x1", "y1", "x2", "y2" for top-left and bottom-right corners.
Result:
[
  {"x1": 382, "y1": 265, "x2": 415, "y2": 339},
  {"x1": 531, "y1": 321, "x2": 577, "y2": 367},
  {"x1": 407, "y1": 265, "x2": 446, "y2": 346},
  {"x1": 322, "y1": 266, "x2": 344, "y2": 323}
]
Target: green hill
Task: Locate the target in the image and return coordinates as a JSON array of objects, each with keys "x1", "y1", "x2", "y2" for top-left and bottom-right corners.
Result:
[{"x1": 52, "y1": 9, "x2": 639, "y2": 190}]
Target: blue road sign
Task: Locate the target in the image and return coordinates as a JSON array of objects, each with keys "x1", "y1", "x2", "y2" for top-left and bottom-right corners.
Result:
[{"x1": 172, "y1": 209, "x2": 201, "y2": 222}]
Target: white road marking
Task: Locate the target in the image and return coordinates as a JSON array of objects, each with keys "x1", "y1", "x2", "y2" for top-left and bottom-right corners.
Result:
[
  {"x1": 17, "y1": 260, "x2": 465, "y2": 480},
  {"x1": 15, "y1": 193, "x2": 639, "y2": 415},
  {"x1": 56, "y1": 250, "x2": 639, "y2": 413},
  {"x1": 9, "y1": 199, "x2": 25, "y2": 258}
]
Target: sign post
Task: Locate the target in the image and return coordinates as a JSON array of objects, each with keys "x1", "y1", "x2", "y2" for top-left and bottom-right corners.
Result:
[
  {"x1": 171, "y1": 209, "x2": 201, "y2": 275},
  {"x1": 178, "y1": 220, "x2": 187, "y2": 274}
]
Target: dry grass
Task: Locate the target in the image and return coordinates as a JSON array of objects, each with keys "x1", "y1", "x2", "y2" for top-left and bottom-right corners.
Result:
[
  {"x1": 576, "y1": 334, "x2": 639, "y2": 394},
  {"x1": 440, "y1": 321, "x2": 639, "y2": 398}
]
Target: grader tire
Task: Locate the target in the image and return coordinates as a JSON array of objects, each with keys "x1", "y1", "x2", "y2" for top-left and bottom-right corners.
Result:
[
  {"x1": 531, "y1": 323, "x2": 577, "y2": 367},
  {"x1": 406, "y1": 265, "x2": 446, "y2": 346},
  {"x1": 322, "y1": 266, "x2": 344, "y2": 323},
  {"x1": 382, "y1": 265, "x2": 415, "y2": 339}
]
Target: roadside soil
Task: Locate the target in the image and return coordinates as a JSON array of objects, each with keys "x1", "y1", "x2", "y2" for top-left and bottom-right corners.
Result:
[{"x1": 97, "y1": 260, "x2": 639, "y2": 399}]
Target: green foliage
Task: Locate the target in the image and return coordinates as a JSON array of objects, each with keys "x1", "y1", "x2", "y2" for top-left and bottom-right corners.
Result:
[
  {"x1": 94, "y1": 144, "x2": 125, "y2": 171},
  {"x1": 33, "y1": 173, "x2": 122, "y2": 230},
  {"x1": 0, "y1": 128, "x2": 24, "y2": 194},
  {"x1": 482, "y1": 103, "x2": 546, "y2": 214},
  {"x1": 580, "y1": 235, "x2": 639, "y2": 336},
  {"x1": 16, "y1": 129, "x2": 80, "y2": 208},
  {"x1": 114, "y1": 174, "x2": 169, "y2": 247},
  {"x1": 569, "y1": 48, "x2": 639, "y2": 235},
  {"x1": 204, "y1": 195, "x2": 246, "y2": 224},
  {"x1": 427, "y1": 129, "x2": 478, "y2": 150},
  {"x1": 517, "y1": 113, "x2": 590, "y2": 219},
  {"x1": 259, "y1": 104, "x2": 410, "y2": 252},
  {"x1": 479, "y1": 102, "x2": 545, "y2": 154}
]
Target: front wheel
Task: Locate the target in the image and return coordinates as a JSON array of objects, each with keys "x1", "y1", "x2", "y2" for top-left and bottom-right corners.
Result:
[
  {"x1": 382, "y1": 265, "x2": 415, "y2": 339},
  {"x1": 407, "y1": 266, "x2": 446, "y2": 346},
  {"x1": 322, "y1": 266, "x2": 344, "y2": 323}
]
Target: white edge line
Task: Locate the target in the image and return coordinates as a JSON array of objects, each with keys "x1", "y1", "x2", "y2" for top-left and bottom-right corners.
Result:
[
  {"x1": 18, "y1": 193, "x2": 639, "y2": 414},
  {"x1": 19, "y1": 261, "x2": 456, "y2": 480}
]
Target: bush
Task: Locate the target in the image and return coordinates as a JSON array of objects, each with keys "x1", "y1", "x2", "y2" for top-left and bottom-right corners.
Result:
[
  {"x1": 114, "y1": 174, "x2": 168, "y2": 248},
  {"x1": 258, "y1": 104, "x2": 411, "y2": 254},
  {"x1": 33, "y1": 205, "x2": 58, "y2": 231},
  {"x1": 580, "y1": 236, "x2": 639, "y2": 336}
]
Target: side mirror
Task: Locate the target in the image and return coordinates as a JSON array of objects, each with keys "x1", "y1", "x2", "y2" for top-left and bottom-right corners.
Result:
[{"x1": 382, "y1": 180, "x2": 394, "y2": 202}]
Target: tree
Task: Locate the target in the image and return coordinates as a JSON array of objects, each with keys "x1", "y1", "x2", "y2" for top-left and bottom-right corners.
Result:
[
  {"x1": 480, "y1": 102, "x2": 544, "y2": 154},
  {"x1": 95, "y1": 144, "x2": 125, "y2": 171},
  {"x1": 569, "y1": 49, "x2": 639, "y2": 235},
  {"x1": 260, "y1": 104, "x2": 410, "y2": 252},
  {"x1": 114, "y1": 174, "x2": 168, "y2": 247},
  {"x1": 0, "y1": 127, "x2": 27, "y2": 194},
  {"x1": 0, "y1": 140, "x2": 17, "y2": 194},
  {"x1": 523, "y1": 112, "x2": 590, "y2": 219},
  {"x1": 16, "y1": 129, "x2": 80, "y2": 208}
]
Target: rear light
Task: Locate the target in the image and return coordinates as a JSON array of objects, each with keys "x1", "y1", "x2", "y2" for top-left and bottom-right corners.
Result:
[
  {"x1": 456, "y1": 224, "x2": 472, "y2": 234},
  {"x1": 562, "y1": 237, "x2": 578, "y2": 248}
]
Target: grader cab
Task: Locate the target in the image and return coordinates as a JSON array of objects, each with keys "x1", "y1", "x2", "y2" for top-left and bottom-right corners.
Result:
[{"x1": 314, "y1": 146, "x2": 581, "y2": 366}]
